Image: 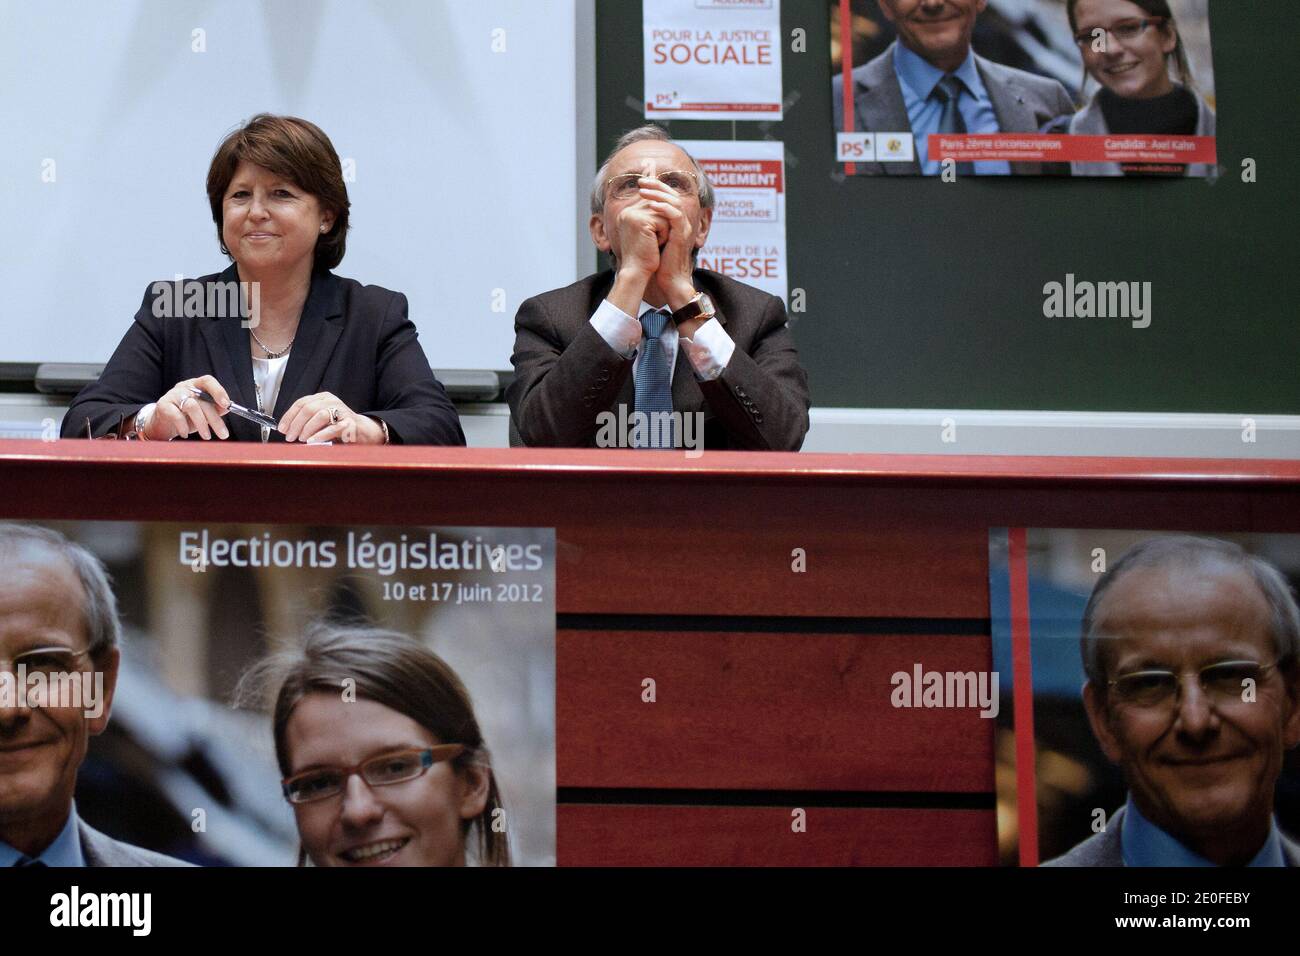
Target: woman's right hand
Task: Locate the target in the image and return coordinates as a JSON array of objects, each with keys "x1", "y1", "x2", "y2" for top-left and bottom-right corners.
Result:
[{"x1": 144, "y1": 375, "x2": 232, "y2": 440}]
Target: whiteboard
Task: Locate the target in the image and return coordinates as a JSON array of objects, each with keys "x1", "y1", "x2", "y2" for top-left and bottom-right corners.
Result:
[{"x1": 0, "y1": 0, "x2": 586, "y2": 371}]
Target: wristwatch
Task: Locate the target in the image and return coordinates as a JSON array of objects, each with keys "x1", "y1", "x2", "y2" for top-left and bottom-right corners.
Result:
[{"x1": 671, "y1": 291, "x2": 716, "y2": 327}]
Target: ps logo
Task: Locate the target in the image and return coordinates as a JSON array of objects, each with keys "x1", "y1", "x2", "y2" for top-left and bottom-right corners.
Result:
[{"x1": 836, "y1": 133, "x2": 875, "y2": 163}]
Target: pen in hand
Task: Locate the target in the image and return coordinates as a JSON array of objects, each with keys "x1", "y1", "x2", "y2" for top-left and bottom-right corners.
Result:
[{"x1": 186, "y1": 386, "x2": 278, "y2": 429}]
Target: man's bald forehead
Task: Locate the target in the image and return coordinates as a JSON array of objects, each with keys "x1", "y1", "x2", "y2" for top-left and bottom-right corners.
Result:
[
  {"x1": 0, "y1": 536, "x2": 79, "y2": 579},
  {"x1": 1096, "y1": 558, "x2": 1269, "y2": 624},
  {"x1": 1091, "y1": 558, "x2": 1276, "y2": 673},
  {"x1": 0, "y1": 537, "x2": 89, "y2": 632},
  {"x1": 607, "y1": 139, "x2": 693, "y2": 173}
]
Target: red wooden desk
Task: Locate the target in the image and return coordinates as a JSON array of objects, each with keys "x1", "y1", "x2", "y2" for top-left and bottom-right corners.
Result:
[{"x1": 3, "y1": 440, "x2": 1299, "y2": 865}]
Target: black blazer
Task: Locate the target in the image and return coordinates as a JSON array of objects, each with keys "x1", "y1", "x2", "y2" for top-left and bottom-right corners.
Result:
[
  {"x1": 508, "y1": 269, "x2": 810, "y2": 450},
  {"x1": 62, "y1": 265, "x2": 465, "y2": 445}
]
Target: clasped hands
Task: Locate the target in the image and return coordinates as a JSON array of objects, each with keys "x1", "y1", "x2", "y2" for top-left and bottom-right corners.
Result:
[
  {"x1": 610, "y1": 168, "x2": 705, "y2": 335},
  {"x1": 139, "y1": 375, "x2": 385, "y2": 443}
]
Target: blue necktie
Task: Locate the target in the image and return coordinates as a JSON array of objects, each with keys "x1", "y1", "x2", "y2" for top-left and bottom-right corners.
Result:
[
  {"x1": 633, "y1": 308, "x2": 674, "y2": 448},
  {"x1": 933, "y1": 75, "x2": 974, "y2": 175},
  {"x1": 13, "y1": 855, "x2": 47, "y2": 867}
]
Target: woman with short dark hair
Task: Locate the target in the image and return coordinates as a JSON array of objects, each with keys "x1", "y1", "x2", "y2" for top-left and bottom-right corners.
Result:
[{"x1": 63, "y1": 114, "x2": 464, "y2": 444}]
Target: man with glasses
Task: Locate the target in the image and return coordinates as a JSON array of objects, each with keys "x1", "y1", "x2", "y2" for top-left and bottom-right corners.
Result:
[
  {"x1": 1045, "y1": 536, "x2": 1300, "y2": 866},
  {"x1": 832, "y1": 0, "x2": 1075, "y2": 175},
  {"x1": 507, "y1": 125, "x2": 810, "y2": 451},
  {"x1": 0, "y1": 524, "x2": 189, "y2": 866}
]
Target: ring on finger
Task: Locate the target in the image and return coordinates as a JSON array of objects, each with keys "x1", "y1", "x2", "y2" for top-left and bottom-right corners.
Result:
[{"x1": 329, "y1": 406, "x2": 340, "y2": 425}]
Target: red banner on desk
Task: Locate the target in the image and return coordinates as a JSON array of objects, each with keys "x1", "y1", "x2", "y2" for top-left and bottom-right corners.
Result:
[{"x1": 929, "y1": 133, "x2": 1217, "y2": 165}]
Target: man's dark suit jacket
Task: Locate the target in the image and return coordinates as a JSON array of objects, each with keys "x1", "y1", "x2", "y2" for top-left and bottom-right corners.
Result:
[
  {"x1": 61, "y1": 264, "x2": 465, "y2": 445},
  {"x1": 507, "y1": 269, "x2": 810, "y2": 450}
]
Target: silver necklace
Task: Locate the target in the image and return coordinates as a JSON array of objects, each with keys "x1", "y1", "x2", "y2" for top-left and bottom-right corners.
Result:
[
  {"x1": 250, "y1": 327, "x2": 294, "y2": 358},
  {"x1": 255, "y1": 381, "x2": 273, "y2": 443}
]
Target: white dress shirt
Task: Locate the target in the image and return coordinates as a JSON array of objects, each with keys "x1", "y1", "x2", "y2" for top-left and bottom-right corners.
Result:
[{"x1": 589, "y1": 298, "x2": 736, "y2": 382}]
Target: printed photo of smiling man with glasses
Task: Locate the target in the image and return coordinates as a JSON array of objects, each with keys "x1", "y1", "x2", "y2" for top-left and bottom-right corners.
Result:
[
  {"x1": 990, "y1": 531, "x2": 1300, "y2": 867},
  {"x1": 0, "y1": 524, "x2": 191, "y2": 867},
  {"x1": 1045, "y1": 538, "x2": 1300, "y2": 868},
  {"x1": 1045, "y1": 536, "x2": 1300, "y2": 866}
]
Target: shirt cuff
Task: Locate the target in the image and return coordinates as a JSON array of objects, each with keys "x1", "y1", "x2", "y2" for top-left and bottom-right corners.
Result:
[
  {"x1": 589, "y1": 299, "x2": 642, "y2": 359},
  {"x1": 681, "y1": 317, "x2": 735, "y2": 381}
]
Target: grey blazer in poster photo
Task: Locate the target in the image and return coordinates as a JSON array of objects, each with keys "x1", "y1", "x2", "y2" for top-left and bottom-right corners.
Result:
[
  {"x1": 832, "y1": 40, "x2": 1075, "y2": 175},
  {"x1": 79, "y1": 821, "x2": 193, "y2": 867}
]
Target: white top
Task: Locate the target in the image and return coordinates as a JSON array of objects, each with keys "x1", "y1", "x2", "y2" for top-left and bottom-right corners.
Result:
[
  {"x1": 589, "y1": 299, "x2": 735, "y2": 382},
  {"x1": 252, "y1": 353, "x2": 291, "y2": 419}
]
